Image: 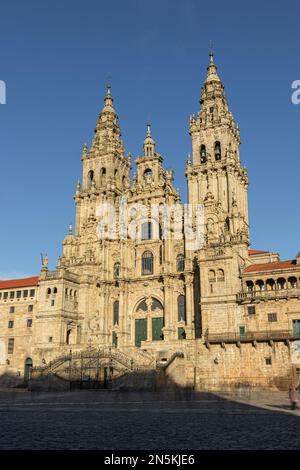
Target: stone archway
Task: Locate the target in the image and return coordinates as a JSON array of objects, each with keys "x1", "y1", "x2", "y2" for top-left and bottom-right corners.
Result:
[{"x1": 134, "y1": 297, "x2": 164, "y2": 347}]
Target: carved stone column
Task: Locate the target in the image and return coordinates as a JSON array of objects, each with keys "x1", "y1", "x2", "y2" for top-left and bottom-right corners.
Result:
[{"x1": 185, "y1": 273, "x2": 195, "y2": 339}]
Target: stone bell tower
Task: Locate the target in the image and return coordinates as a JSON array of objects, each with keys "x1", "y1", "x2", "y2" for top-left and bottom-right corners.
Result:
[
  {"x1": 74, "y1": 84, "x2": 132, "y2": 238},
  {"x1": 186, "y1": 52, "x2": 251, "y2": 337},
  {"x1": 186, "y1": 51, "x2": 249, "y2": 252}
]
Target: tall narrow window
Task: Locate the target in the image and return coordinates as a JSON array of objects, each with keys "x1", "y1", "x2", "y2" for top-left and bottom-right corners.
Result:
[
  {"x1": 100, "y1": 167, "x2": 106, "y2": 187},
  {"x1": 215, "y1": 141, "x2": 221, "y2": 161},
  {"x1": 113, "y1": 300, "x2": 119, "y2": 325},
  {"x1": 178, "y1": 295, "x2": 186, "y2": 322},
  {"x1": 142, "y1": 251, "x2": 154, "y2": 275},
  {"x1": 200, "y1": 145, "x2": 207, "y2": 164},
  {"x1": 66, "y1": 329, "x2": 71, "y2": 345},
  {"x1": 159, "y1": 246, "x2": 163, "y2": 265},
  {"x1": 88, "y1": 170, "x2": 94, "y2": 189},
  {"x1": 176, "y1": 254, "x2": 185, "y2": 272},
  {"x1": 8, "y1": 338, "x2": 14, "y2": 354},
  {"x1": 141, "y1": 221, "x2": 153, "y2": 240},
  {"x1": 113, "y1": 263, "x2": 121, "y2": 279}
]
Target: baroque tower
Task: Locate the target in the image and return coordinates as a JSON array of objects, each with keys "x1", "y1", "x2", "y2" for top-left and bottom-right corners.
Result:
[
  {"x1": 186, "y1": 52, "x2": 251, "y2": 337},
  {"x1": 187, "y1": 51, "x2": 249, "y2": 250}
]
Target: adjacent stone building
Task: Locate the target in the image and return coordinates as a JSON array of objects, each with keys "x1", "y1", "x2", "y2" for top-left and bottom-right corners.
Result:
[{"x1": 1, "y1": 53, "x2": 300, "y2": 391}]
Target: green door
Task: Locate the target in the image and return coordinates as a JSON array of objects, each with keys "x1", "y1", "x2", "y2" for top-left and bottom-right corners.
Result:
[
  {"x1": 239, "y1": 326, "x2": 246, "y2": 340},
  {"x1": 135, "y1": 319, "x2": 147, "y2": 347},
  {"x1": 24, "y1": 357, "x2": 33, "y2": 382},
  {"x1": 293, "y1": 320, "x2": 300, "y2": 336},
  {"x1": 152, "y1": 317, "x2": 164, "y2": 341}
]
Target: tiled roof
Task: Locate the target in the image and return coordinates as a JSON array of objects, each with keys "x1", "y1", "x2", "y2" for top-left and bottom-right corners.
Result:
[
  {"x1": 248, "y1": 249, "x2": 269, "y2": 255},
  {"x1": 0, "y1": 276, "x2": 39, "y2": 289},
  {"x1": 244, "y1": 260, "x2": 298, "y2": 274}
]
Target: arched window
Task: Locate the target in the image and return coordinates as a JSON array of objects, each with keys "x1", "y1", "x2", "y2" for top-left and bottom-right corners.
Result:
[
  {"x1": 88, "y1": 170, "x2": 94, "y2": 189},
  {"x1": 113, "y1": 300, "x2": 119, "y2": 325},
  {"x1": 255, "y1": 280, "x2": 265, "y2": 292},
  {"x1": 122, "y1": 175, "x2": 126, "y2": 187},
  {"x1": 46, "y1": 288, "x2": 51, "y2": 298},
  {"x1": 277, "y1": 278, "x2": 286, "y2": 290},
  {"x1": 215, "y1": 141, "x2": 221, "y2": 161},
  {"x1": 246, "y1": 281, "x2": 254, "y2": 292},
  {"x1": 178, "y1": 295, "x2": 186, "y2": 322},
  {"x1": 200, "y1": 145, "x2": 207, "y2": 164},
  {"x1": 141, "y1": 221, "x2": 153, "y2": 240},
  {"x1": 65, "y1": 288, "x2": 68, "y2": 297},
  {"x1": 100, "y1": 167, "x2": 106, "y2": 187},
  {"x1": 136, "y1": 299, "x2": 148, "y2": 312},
  {"x1": 53, "y1": 287, "x2": 57, "y2": 295},
  {"x1": 208, "y1": 270, "x2": 216, "y2": 282},
  {"x1": 142, "y1": 251, "x2": 154, "y2": 275},
  {"x1": 152, "y1": 298, "x2": 163, "y2": 310},
  {"x1": 177, "y1": 254, "x2": 185, "y2": 272},
  {"x1": 289, "y1": 277, "x2": 297, "y2": 289},
  {"x1": 113, "y1": 262, "x2": 121, "y2": 279},
  {"x1": 144, "y1": 168, "x2": 153, "y2": 178},
  {"x1": 66, "y1": 329, "x2": 72, "y2": 345},
  {"x1": 266, "y1": 279, "x2": 275, "y2": 291},
  {"x1": 217, "y1": 269, "x2": 224, "y2": 281}
]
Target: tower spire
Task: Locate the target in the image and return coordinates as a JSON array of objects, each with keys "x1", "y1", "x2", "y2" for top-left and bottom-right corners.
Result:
[
  {"x1": 101, "y1": 81, "x2": 116, "y2": 114},
  {"x1": 143, "y1": 123, "x2": 155, "y2": 157},
  {"x1": 206, "y1": 48, "x2": 221, "y2": 83}
]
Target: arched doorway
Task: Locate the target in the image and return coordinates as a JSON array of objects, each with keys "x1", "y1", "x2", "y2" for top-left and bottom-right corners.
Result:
[
  {"x1": 24, "y1": 357, "x2": 33, "y2": 382},
  {"x1": 134, "y1": 297, "x2": 164, "y2": 347}
]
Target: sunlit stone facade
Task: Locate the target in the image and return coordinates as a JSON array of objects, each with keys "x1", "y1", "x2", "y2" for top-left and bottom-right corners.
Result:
[{"x1": 1, "y1": 53, "x2": 300, "y2": 391}]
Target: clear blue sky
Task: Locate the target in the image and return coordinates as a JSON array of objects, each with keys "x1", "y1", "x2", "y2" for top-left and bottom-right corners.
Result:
[{"x1": 0, "y1": 0, "x2": 299, "y2": 278}]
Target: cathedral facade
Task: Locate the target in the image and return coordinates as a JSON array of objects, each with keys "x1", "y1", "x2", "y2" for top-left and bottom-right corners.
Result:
[{"x1": 1, "y1": 53, "x2": 300, "y2": 391}]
